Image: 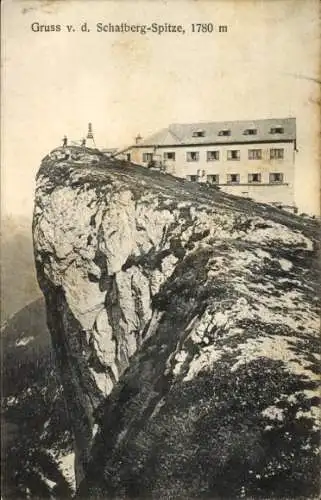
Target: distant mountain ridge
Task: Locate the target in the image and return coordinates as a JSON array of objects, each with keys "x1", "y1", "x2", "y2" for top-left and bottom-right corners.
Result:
[
  {"x1": 1, "y1": 298, "x2": 74, "y2": 498},
  {"x1": 1, "y1": 215, "x2": 41, "y2": 321}
]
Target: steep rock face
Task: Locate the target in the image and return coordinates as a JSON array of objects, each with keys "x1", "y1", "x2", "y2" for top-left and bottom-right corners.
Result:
[{"x1": 33, "y1": 147, "x2": 320, "y2": 497}]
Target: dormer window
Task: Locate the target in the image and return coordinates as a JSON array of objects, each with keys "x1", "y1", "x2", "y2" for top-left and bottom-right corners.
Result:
[
  {"x1": 218, "y1": 129, "x2": 231, "y2": 136},
  {"x1": 270, "y1": 126, "x2": 284, "y2": 134},
  {"x1": 243, "y1": 128, "x2": 257, "y2": 135},
  {"x1": 192, "y1": 129, "x2": 205, "y2": 138}
]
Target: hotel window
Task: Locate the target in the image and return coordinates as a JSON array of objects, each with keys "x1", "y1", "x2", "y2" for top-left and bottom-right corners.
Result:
[
  {"x1": 227, "y1": 150, "x2": 240, "y2": 160},
  {"x1": 142, "y1": 153, "x2": 153, "y2": 163},
  {"x1": 248, "y1": 173, "x2": 262, "y2": 183},
  {"x1": 186, "y1": 151, "x2": 200, "y2": 162},
  {"x1": 192, "y1": 129, "x2": 205, "y2": 137},
  {"x1": 270, "y1": 148, "x2": 284, "y2": 160},
  {"x1": 164, "y1": 152, "x2": 176, "y2": 161},
  {"x1": 248, "y1": 149, "x2": 262, "y2": 160},
  {"x1": 218, "y1": 129, "x2": 231, "y2": 136},
  {"x1": 269, "y1": 173, "x2": 284, "y2": 183},
  {"x1": 207, "y1": 174, "x2": 219, "y2": 184},
  {"x1": 186, "y1": 175, "x2": 198, "y2": 182},
  {"x1": 270, "y1": 127, "x2": 284, "y2": 134},
  {"x1": 207, "y1": 150, "x2": 220, "y2": 161},
  {"x1": 227, "y1": 174, "x2": 240, "y2": 184},
  {"x1": 244, "y1": 129, "x2": 257, "y2": 135}
]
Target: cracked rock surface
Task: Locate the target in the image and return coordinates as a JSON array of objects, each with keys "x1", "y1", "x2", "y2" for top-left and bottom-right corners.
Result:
[{"x1": 33, "y1": 147, "x2": 320, "y2": 498}]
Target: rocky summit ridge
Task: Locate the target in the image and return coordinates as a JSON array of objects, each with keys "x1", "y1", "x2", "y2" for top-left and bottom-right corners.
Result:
[{"x1": 33, "y1": 146, "x2": 320, "y2": 498}]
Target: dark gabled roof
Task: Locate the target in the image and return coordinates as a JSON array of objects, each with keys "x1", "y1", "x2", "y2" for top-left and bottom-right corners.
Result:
[{"x1": 137, "y1": 118, "x2": 296, "y2": 147}]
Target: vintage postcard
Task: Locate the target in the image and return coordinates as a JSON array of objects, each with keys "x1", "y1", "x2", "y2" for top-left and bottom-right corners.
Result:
[{"x1": 1, "y1": 0, "x2": 320, "y2": 498}]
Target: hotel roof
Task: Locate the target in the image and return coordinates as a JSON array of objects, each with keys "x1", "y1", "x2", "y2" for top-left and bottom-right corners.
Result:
[{"x1": 135, "y1": 117, "x2": 296, "y2": 147}]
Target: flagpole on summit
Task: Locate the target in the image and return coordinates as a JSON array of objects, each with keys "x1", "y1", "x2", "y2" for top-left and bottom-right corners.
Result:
[{"x1": 86, "y1": 123, "x2": 96, "y2": 148}]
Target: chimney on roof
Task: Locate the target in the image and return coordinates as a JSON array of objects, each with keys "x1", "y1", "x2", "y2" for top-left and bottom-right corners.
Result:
[{"x1": 135, "y1": 133, "x2": 142, "y2": 144}]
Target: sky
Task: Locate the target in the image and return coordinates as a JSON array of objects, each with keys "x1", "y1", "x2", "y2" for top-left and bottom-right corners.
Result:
[{"x1": 1, "y1": 0, "x2": 320, "y2": 217}]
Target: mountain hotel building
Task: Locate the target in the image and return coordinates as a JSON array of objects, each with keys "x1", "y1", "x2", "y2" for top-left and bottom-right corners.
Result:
[{"x1": 115, "y1": 118, "x2": 297, "y2": 210}]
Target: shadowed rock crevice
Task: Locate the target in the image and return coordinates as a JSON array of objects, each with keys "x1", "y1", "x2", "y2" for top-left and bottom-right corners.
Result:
[{"x1": 37, "y1": 276, "x2": 103, "y2": 484}]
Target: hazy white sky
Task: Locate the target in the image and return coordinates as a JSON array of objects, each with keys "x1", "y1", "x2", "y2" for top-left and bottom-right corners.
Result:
[{"x1": 1, "y1": 0, "x2": 320, "y2": 217}]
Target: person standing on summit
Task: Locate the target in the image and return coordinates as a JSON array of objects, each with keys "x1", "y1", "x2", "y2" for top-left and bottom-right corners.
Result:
[{"x1": 62, "y1": 135, "x2": 68, "y2": 147}]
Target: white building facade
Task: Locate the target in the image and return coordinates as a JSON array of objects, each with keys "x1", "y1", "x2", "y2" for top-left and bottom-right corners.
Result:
[{"x1": 118, "y1": 118, "x2": 297, "y2": 210}]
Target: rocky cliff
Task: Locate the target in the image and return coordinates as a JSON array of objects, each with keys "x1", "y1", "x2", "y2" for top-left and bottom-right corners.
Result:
[{"x1": 33, "y1": 146, "x2": 320, "y2": 498}]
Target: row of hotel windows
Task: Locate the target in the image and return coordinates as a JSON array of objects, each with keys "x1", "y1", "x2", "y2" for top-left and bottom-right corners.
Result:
[
  {"x1": 191, "y1": 126, "x2": 284, "y2": 138},
  {"x1": 187, "y1": 172, "x2": 285, "y2": 184},
  {"x1": 142, "y1": 148, "x2": 284, "y2": 163}
]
